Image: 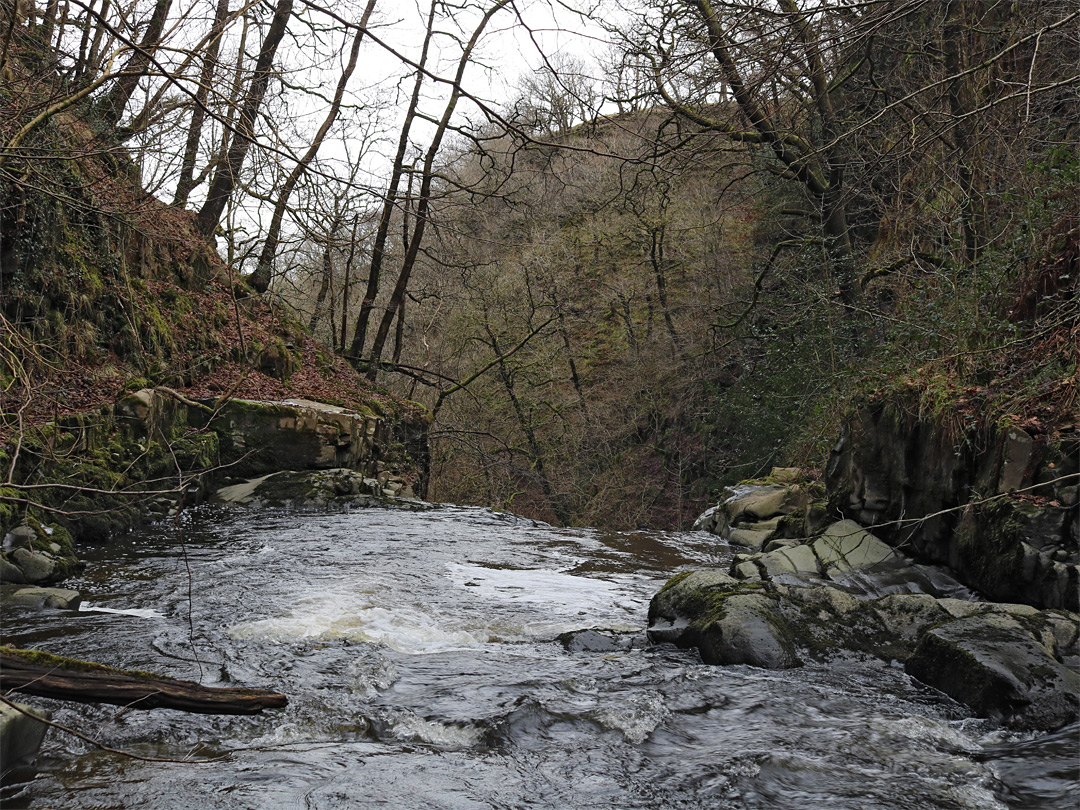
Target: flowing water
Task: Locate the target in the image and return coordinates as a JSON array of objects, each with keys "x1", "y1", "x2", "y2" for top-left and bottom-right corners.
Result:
[{"x1": 2, "y1": 503, "x2": 1076, "y2": 809}]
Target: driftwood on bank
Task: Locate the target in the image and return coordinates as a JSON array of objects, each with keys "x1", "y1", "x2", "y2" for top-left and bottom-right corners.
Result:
[{"x1": 0, "y1": 648, "x2": 287, "y2": 715}]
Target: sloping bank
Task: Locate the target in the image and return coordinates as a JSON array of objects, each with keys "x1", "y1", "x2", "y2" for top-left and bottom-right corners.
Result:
[
  {"x1": 653, "y1": 401, "x2": 1078, "y2": 732},
  {"x1": 1, "y1": 388, "x2": 430, "y2": 587}
]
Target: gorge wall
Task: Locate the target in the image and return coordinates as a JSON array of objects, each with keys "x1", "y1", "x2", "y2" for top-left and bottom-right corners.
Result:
[{"x1": 826, "y1": 396, "x2": 1078, "y2": 610}]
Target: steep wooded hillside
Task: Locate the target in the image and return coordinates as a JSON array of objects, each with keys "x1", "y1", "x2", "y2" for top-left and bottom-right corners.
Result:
[{"x1": 0, "y1": 41, "x2": 424, "y2": 545}]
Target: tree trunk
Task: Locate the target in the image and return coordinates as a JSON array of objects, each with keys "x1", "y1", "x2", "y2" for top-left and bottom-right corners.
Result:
[
  {"x1": 649, "y1": 225, "x2": 682, "y2": 354},
  {"x1": 308, "y1": 240, "x2": 334, "y2": 332},
  {"x1": 172, "y1": 0, "x2": 231, "y2": 207},
  {"x1": 195, "y1": 0, "x2": 293, "y2": 237},
  {"x1": 248, "y1": 0, "x2": 376, "y2": 293},
  {"x1": 0, "y1": 649, "x2": 287, "y2": 715},
  {"x1": 100, "y1": 0, "x2": 172, "y2": 125},
  {"x1": 363, "y1": 0, "x2": 511, "y2": 379},
  {"x1": 339, "y1": 214, "x2": 361, "y2": 351},
  {"x1": 347, "y1": 0, "x2": 437, "y2": 366},
  {"x1": 944, "y1": 0, "x2": 979, "y2": 266},
  {"x1": 485, "y1": 324, "x2": 571, "y2": 526}
]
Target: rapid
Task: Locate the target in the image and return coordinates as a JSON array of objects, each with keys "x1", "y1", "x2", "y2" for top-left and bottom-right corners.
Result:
[{"x1": 2, "y1": 503, "x2": 1076, "y2": 809}]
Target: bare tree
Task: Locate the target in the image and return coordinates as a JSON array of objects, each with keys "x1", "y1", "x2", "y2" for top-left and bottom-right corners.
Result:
[
  {"x1": 195, "y1": 0, "x2": 293, "y2": 237},
  {"x1": 361, "y1": 0, "x2": 513, "y2": 380},
  {"x1": 247, "y1": 0, "x2": 377, "y2": 293}
]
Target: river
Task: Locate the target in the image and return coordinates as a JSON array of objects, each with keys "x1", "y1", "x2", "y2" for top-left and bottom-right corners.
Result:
[{"x1": 2, "y1": 503, "x2": 1076, "y2": 809}]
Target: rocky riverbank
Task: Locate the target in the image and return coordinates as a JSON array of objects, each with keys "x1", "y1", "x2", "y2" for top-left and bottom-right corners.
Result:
[
  {"x1": 1, "y1": 389, "x2": 429, "y2": 587},
  {"x1": 653, "y1": 467, "x2": 1079, "y2": 731}
]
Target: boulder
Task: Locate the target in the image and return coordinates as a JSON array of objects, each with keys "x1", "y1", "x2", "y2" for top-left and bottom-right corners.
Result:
[
  {"x1": 692, "y1": 505, "x2": 720, "y2": 533},
  {"x1": 0, "y1": 556, "x2": 26, "y2": 584},
  {"x1": 905, "y1": 612, "x2": 1080, "y2": 731},
  {"x1": 0, "y1": 701, "x2": 50, "y2": 773},
  {"x1": 648, "y1": 571, "x2": 1080, "y2": 730},
  {"x1": 215, "y1": 469, "x2": 427, "y2": 511},
  {"x1": 728, "y1": 516, "x2": 783, "y2": 550},
  {"x1": 697, "y1": 593, "x2": 802, "y2": 668},
  {"x1": 556, "y1": 629, "x2": 636, "y2": 653},
  {"x1": 729, "y1": 487, "x2": 793, "y2": 522},
  {"x1": 9, "y1": 549, "x2": 57, "y2": 584},
  {"x1": 736, "y1": 543, "x2": 820, "y2": 581},
  {"x1": 3, "y1": 587, "x2": 82, "y2": 610},
  {"x1": 694, "y1": 475, "x2": 824, "y2": 552},
  {"x1": 811, "y1": 520, "x2": 898, "y2": 574},
  {"x1": 724, "y1": 520, "x2": 966, "y2": 599},
  {"x1": 648, "y1": 571, "x2": 801, "y2": 668}
]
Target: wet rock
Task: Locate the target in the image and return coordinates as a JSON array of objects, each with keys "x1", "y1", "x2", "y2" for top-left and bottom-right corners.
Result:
[
  {"x1": 905, "y1": 613, "x2": 1080, "y2": 731},
  {"x1": 725, "y1": 520, "x2": 954, "y2": 600},
  {"x1": 692, "y1": 505, "x2": 721, "y2": 532},
  {"x1": 0, "y1": 701, "x2": 50, "y2": 774},
  {"x1": 698, "y1": 593, "x2": 802, "y2": 668},
  {"x1": 953, "y1": 500, "x2": 1078, "y2": 610},
  {"x1": 215, "y1": 469, "x2": 428, "y2": 511},
  {"x1": 648, "y1": 570, "x2": 801, "y2": 668},
  {"x1": 9, "y1": 548, "x2": 57, "y2": 584},
  {"x1": 557, "y1": 629, "x2": 633, "y2": 653},
  {"x1": 728, "y1": 517, "x2": 783, "y2": 550},
  {"x1": 737, "y1": 543, "x2": 819, "y2": 581},
  {"x1": 811, "y1": 520, "x2": 898, "y2": 574},
  {"x1": 870, "y1": 593, "x2": 951, "y2": 644},
  {"x1": 648, "y1": 571, "x2": 1080, "y2": 730},
  {"x1": 729, "y1": 487, "x2": 794, "y2": 522},
  {"x1": 694, "y1": 473, "x2": 824, "y2": 552},
  {"x1": 826, "y1": 399, "x2": 1079, "y2": 610},
  {"x1": 0, "y1": 556, "x2": 26, "y2": 584},
  {"x1": 762, "y1": 537, "x2": 799, "y2": 553},
  {"x1": 998, "y1": 428, "x2": 1034, "y2": 494},
  {"x1": 3, "y1": 586, "x2": 82, "y2": 610}
]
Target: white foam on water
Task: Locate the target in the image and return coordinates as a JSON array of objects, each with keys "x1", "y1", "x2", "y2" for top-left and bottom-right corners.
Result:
[
  {"x1": 227, "y1": 591, "x2": 484, "y2": 654},
  {"x1": 346, "y1": 656, "x2": 399, "y2": 699},
  {"x1": 381, "y1": 708, "x2": 484, "y2": 749},
  {"x1": 78, "y1": 603, "x2": 166, "y2": 619},
  {"x1": 444, "y1": 563, "x2": 649, "y2": 643},
  {"x1": 886, "y1": 715, "x2": 980, "y2": 752},
  {"x1": 590, "y1": 691, "x2": 670, "y2": 744},
  {"x1": 945, "y1": 783, "x2": 1010, "y2": 810}
]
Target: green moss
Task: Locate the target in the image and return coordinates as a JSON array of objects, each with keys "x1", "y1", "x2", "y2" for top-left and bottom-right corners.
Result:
[
  {"x1": 657, "y1": 571, "x2": 693, "y2": 594},
  {"x1": 222, "y1": 399, "x2": 297, "y2": 419},
  {"x1": 170, "y1": 431, "x2": 219, "y2": 470},
  {"x1": 672, "y1": 579, "x2": 768, "y2": 628},
  {"x1": 1, "y1": 647, "x2": 158, "y2": 680}
]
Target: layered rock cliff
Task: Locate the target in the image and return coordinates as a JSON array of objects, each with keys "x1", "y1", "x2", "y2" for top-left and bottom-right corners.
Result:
[{"x1": 826, "y1": 397, "x2": 1077, "y2": 610}]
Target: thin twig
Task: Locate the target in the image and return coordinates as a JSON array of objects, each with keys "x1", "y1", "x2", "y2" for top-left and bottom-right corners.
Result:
[{"x1": 0, "y1": 694, "x2": 227, "y2": 764}]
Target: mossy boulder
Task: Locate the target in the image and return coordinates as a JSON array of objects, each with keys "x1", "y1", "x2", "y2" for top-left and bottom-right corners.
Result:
[
  {"x1": 906, "y1": 612, "x2": 1080, "y2": 731},
  {"x1": 694, "y1": 469, "x2": 826, "y2": 551},
  {"x1": 648, "y1": 571, "x2": 1079, "y2": 730},
  {"x1": 647, "y1": 570, "x2": 802, "y2": 668},
  {"x1": 1, "y1": 522, "x2": 82, "y2": 585}
]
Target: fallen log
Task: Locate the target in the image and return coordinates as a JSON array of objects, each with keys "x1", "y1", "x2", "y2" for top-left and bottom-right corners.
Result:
[{"x1": 0, "y1": 647, "x2": 287, "y2": 715}]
